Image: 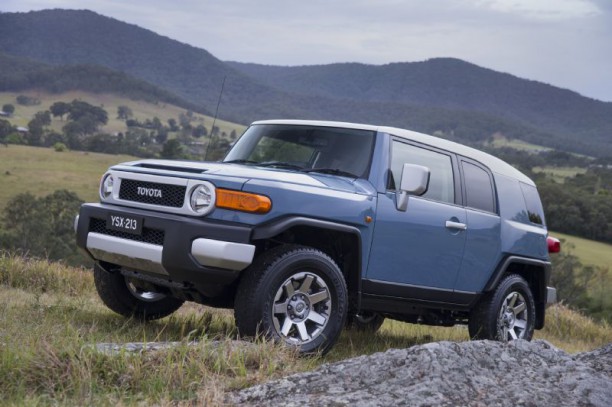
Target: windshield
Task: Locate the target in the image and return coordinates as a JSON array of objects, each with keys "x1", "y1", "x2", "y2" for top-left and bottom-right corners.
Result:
[{"x1": 224, "y1": 124, "x2": 376, "y2": 178}]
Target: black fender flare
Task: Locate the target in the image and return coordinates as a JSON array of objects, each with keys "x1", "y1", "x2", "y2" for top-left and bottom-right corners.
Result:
[
  {"x1": 484, "y1": 255, "x2": 552, "y2": 329},
  {"x1": 252, "y1": 216, "x2": 363, "y2": 308}
]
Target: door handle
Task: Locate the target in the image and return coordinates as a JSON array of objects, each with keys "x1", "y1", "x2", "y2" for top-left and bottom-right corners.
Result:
[{"x1": 445, "y1": 221, "x2": 467, "y2": 230}]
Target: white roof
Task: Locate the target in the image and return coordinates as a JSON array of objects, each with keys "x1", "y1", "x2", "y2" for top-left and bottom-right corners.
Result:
[{"x1": 252, "y1": 119, "x2": 534, "y2": 185}]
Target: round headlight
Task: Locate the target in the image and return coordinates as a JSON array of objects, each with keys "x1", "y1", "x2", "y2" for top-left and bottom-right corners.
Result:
[
  {"x1": 100, "y1": 174, "x2": 114, "y2": 200},
  {"x1": 190, "y1": 183, "x2": 214, "y2": 214}
]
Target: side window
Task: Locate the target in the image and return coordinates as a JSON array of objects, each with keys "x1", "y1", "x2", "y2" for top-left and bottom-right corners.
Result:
[
  {"x1": 390, "y1": 141, "x2": 455, "y2": 204},
  {"x1": 462, "y1": 161, "x2": 496, "y2": 213},
  {"x1": 519, "y1": 182, "x2": 545, "y2": 225}
]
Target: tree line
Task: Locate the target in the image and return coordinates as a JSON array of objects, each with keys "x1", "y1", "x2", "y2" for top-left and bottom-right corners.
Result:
[{"x1": 0, "y1": 98, "x2": 237, "y2": 160}]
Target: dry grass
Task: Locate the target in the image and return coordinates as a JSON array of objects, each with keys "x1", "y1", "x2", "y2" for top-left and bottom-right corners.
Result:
[{"x1": 1, "y1": 253, "x2": 610, "y2": 405}]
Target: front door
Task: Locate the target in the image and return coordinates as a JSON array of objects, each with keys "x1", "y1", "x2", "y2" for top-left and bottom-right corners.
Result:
[{"x1": 366, "y1": 140, "x2": 467, "y2": 293}]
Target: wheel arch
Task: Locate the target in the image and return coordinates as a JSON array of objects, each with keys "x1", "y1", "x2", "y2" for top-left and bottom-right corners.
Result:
[
  {"x1": 252, "y1": 217, "x2": 363, "y2": 310},
  {"x1": 484, "y1": 256, "x2": 551, "y2": 329}
]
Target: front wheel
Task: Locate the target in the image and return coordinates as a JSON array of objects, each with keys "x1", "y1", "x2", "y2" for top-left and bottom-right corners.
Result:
[
  {"x1": 93, "y1": 264, "x2": 184, "y2": 321},
  {"x1": 469, "y1": 274, "x2": 535, "y2": 341},
  {"x1": 345, "y1": 312, "x2": 385, "y2": 332},
  {"x1": 234, "y1": 245, "x2": 348, "y2": 354}
]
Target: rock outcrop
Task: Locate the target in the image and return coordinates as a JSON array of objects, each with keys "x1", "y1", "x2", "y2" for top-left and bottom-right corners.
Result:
[{"x1": 229, "y1": 340, "x2": 612, "y2": 406}]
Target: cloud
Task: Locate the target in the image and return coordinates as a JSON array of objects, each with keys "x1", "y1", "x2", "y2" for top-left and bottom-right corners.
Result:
[{"x1": 479, "y1": 0, "x2": 601, "y2": 20}]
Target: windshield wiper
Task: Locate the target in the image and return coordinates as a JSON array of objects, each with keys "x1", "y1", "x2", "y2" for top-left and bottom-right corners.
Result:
[
  {"x1": 258, "y1": 161, "x2": 305, "y2": 171},
  {"x1": 224, "y1": 159, "x2": 259, "y2": 165},
  {"x1": 303, "y1": 168, "x2": 360, "y2": 178}
]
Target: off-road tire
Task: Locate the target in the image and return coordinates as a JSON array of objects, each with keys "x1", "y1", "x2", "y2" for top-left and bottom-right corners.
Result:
[
  {"x1": 93, "y1": 264, "x2": 184, "y2": 321},
  {"x1": 345, "y1": 312, "x2": 385, "y2": 332},
  {"x1": 469, "y1": 274, "x2": 535, "y2": 341},
  {"x1": 234, "y1": 245, "x2": 348, "y2": 355}
]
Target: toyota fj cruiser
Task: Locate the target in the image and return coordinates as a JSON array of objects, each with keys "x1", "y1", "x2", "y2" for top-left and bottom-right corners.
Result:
[{"x1": 75, "y1": 120, "x2": 558, "y2": 354}]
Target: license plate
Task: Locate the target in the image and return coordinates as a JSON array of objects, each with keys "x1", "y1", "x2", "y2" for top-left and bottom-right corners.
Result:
[{"x1": 106, "y1": 213, "x2": 143, "y2": 235}]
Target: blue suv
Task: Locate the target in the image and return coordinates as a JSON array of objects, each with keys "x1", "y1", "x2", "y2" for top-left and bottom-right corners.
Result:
[{"x1": 75, "y1": 120, "x2": 558, "y2": 354}]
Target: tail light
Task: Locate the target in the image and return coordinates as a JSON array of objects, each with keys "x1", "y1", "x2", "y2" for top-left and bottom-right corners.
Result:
[{"x1": 547, "y1": 236, "x2": 561, "y2": 254}]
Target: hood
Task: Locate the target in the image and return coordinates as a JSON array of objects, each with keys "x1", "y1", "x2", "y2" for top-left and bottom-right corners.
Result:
[{"x1": 111, "y1": 159, "x2": 375, "y2": 195}]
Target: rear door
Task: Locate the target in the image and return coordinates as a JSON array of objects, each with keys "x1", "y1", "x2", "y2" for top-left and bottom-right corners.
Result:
[{"x1": 453, "y1": 159, "x2": 502, "y2": 293}]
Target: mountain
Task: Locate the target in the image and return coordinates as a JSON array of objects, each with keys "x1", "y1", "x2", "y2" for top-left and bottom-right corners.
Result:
[
  {"x1": 0, "y1": 9, "x2": 610, "y2": 157},
  {"x1": 227, "y1": 59, "x2": 612, "y2": 156},
  {"x1": 227, "y1": 59, "x2": 612, "y2": 142},
  {"x1": 0, "y1": 52, "x2": 203, "y2": 111}
]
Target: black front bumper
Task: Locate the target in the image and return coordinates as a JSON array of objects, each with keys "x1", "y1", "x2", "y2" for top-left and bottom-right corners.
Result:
[{"x1": 76, "y1": 203, "x2": 254, "y2": 286}]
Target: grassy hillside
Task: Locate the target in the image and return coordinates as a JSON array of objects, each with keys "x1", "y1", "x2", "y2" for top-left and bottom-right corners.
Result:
[
  {"x1": 0, "y1": 254, "x2": 610, "y2": 405},
  {"x1": 552, "y1": 231, "x2": 612, "y2": 270},
  {"x1": 0, "y1": 144, "x2": 134, "y2": 208},
  {"x1": 0, "y1": 90, "x2": 246, "y2": 136}
]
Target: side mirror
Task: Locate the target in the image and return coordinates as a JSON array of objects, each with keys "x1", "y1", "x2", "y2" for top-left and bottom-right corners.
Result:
[{"x1": 396, "y1": 163, "x2": 430, "y2": 211}]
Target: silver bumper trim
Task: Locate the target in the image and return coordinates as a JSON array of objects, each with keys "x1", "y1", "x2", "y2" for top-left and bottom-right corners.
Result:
[
  {"x1": 191, "y1": 238, "x2": 255, "y2": 271},
  {"x1": 86, "y1": 233, "x2": 168, "y2": 275},
  {"x1": 546, "y1": 286, "x2": 557, "y2": 304}
]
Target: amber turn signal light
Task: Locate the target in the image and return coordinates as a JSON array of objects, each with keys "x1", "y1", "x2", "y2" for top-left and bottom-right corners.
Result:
[{"x1": 216, "y1": 189, "x2": 272, "y2": 214}]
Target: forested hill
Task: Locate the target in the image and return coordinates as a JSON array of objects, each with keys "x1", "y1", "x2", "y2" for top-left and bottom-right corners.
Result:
[
  {"x1": 227, "y1": 59, "x2": 612, "y2": 144},
  {"x1": 1, "y1": 9, "x2": 610, "y2": 157},
  {"x1": 0, "y1": 9, "x2": 299, "y2": 124},
  {"x1": 0, "y1": 52, "x2": 202, "y2": 111}
]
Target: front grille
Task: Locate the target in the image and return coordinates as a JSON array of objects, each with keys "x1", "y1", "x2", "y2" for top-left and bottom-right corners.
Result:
[
  {"x1": 89, "y1": 218, "x2": 165, "y2": 245},
  {"x1": 119, "y1": 179, "x2": 185, "y2": 207}
]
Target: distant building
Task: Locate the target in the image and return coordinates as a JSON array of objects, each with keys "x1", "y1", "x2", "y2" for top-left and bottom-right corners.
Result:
[
  {"x1": 16, "y1": 126, "x2": 29, "y2": 133},
  {"x1": 0, "y1": 111, "x2": 10, "y2": 117}
]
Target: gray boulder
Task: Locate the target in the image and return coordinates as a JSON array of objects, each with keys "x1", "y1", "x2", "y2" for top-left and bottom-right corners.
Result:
[{"x1": 229, "y1": 340, "x2": 612, "y2": 406}]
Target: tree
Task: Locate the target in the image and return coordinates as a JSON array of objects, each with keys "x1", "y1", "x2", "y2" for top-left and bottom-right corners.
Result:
[
  {"x1": 156, "y1": 127, "x2": 169, "y2": 144},
  {"x1": 16, "y1": 95, "x2": 40, "y2": 106},
  {"x1": 68, "y1": 100, "x2": 108, "y2": 125},
  {"x1": 179, "y1": 113, "x2": 192, "y2": 130},
  {"x1": 151, "y1": 116, "x2": 162, "y2": 129},
  {"x1": 0, "y1": 119, "x2": 14, "y2": 140},
  {"x1": 160, "y1": 138, "x2": 184, "y2": 159},
  {"x1": 50, "y1": 101, "x2": 70, "y2": 120},
  {"x1": 25, "y1": 111, "x2": 52, "y2": 146},
  {"x1": 0, "y1": 190, "x2": 84, "y2": 265},
  {"x1": 25, "y1": 122, "x2": 44, "y2": 146},
  {"x1": 2, "y1": 103, "x2": 15, "y2": 115},
  {"x1": 167, "y1": 118, "x2": 179, "y2": 131},
  {"x1": 192, "y1": 124, "x2": 207, "y2": 138},
  {"x1": 62, "y1": 101, "x2": 109, "y2": 143},
  {"x1": 117, "y1": 105, "x2": 133, "y2": 120},
  {"x1": 32, "y1": 111, "x2": 52, "y2": 126}
]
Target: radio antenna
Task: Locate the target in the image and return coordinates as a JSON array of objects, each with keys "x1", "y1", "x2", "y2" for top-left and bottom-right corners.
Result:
[{"x1": 204, "y1": 75, "x2": 226, "y2": 161}]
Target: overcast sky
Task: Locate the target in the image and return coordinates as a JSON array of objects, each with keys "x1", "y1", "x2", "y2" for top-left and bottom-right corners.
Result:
[{"x1": 3, "y1": 0, "x2": 611, "y2": 102}]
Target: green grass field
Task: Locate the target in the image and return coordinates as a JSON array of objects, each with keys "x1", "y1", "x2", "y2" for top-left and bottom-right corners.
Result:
[
  {"x1": 533, "y1": 166, "x2": 588, "y2": 183},
  {"x1": 485, "y1": 134, "x2": 552, "y2": 153},
  {"x1": 0, "y1": 145, "x2": 135, "y2": 209},
  {"x1": 551, "y1": 231, "x2": 612, "y2": 270},
  {"x1": 0, "y1": 90, "x2": 246, "y2": 137}
]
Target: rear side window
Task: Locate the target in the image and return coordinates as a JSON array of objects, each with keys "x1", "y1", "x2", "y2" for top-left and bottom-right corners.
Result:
[
  {"x1": 390, "y1": 141, "x2": 455, "y2": 204},
  {"x1": 520, "y1": 183, "x2": 545, "y2": 225},
  {"x1": 462, "y1": 161, "x2": 496, "y2": 213}
]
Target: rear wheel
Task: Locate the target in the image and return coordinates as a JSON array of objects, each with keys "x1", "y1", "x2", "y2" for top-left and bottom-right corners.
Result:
[
  {"x1": 469, "y1": 274, "x2": 535, "y2": 341},
  {"x1": 93, "y1": 264, "x2": 184, "y2": 321},
  {"x1": 234, "y1": 245, "x2": 348, "y2": 354}
]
